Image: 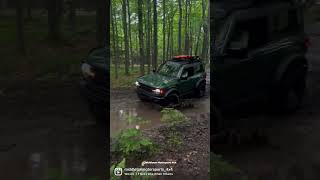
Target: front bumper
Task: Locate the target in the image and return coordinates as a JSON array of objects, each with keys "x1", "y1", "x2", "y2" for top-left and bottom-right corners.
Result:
[
  {"x1": 80, "y1": 79, "x2": 108, "y2": 106},
  {"x1": 136, "y1": 87, "x2": 166, "y2": 104}
]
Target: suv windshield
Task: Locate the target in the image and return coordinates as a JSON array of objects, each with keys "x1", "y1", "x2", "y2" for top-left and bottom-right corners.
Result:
[{"x1": 157, "y1": 61, "x2": 181, "y2": 78}]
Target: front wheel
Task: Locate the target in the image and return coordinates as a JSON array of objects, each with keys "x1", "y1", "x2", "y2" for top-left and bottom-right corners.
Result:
[{"x1": 162, "y1": 93, "x2": 180, "y2": 108}]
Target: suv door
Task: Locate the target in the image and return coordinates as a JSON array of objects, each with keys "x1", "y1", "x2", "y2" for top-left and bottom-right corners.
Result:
[
  {"x1": 178, "y1": 65, "x2": 195, "y2": 95},
  {"x1": 214, "y1": 13, "x2": 272, "y2": 109}
]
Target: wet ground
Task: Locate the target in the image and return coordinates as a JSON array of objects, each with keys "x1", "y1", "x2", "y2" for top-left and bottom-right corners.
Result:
[
  {"x1": 110, "y1": 74, "x2": 210, "y2": 137},
  {"x1": 0, "y1": 81, "x2": 106, "y2": 179},
  {"x1": 214, "y1": 22, "x2": 320, "y2": 180}
]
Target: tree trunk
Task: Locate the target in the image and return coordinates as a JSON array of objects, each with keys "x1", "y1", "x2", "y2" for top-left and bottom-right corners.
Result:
[
  {"x1": 146, "y1": 0, "x2": 151, "y2": 73},
  {"x1": 178, "y1": 0, "x2": 182, "y2": 54},
  {"x1": 16, "y1": 0, "x2": 26, "y2": 55},
  {"x1": 96, "y1": 0, "x2": 108, "y2": 47},
  {"x1": 127, "y1": 0, "x2": 133, "y2": 71},
  {"x1": 195, "y1": 23, "x2": 201, "y2": 56},
  {"x1": 162, "y1": 0, "x2": 166, "y2": 62},
  {"x1": 111, "y1": 2, "x2": 119, "y2": 79},
  {"x1": 152, "y1": 0, "x2": 158, "y2": 70},
  {"x1": 138, "y1": 0, "x2": 145, "y2": 75},
  {"x1": 201, "y1": 0, "x2": 208, "y2": 62},
  {"x1": 1, "y1": 0, "x2": 7, "y2": 10},
  {"x1": 68, "y1": 0, "x2": 76, "y2": 33},
  {"x1": 47, "y1": 0, "x2": 63, "y2": 42},
  {"x1": 26, "y1": 0, "x2": 32, "y2": 20},
  {"x1": 166, "y1": 14, "x2": 171, "y2": 61},
  {"x1": 184, "y1": 0, "x2": 189, "y2": 54},
  {"x1": 122, "y1": 0, "x2": 129, "y2": 75}
]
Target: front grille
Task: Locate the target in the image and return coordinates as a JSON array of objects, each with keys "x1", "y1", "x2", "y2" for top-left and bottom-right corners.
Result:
[{"x1": 139, "y1": 83, "x2": 154, "y2": 92}]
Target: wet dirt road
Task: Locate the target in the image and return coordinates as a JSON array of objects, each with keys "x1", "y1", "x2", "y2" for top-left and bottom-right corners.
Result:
[
  {"x1": 110, "y1": 74, "x2": 210, "y2": 137},
  {"x1": 0, "y1": 82, "x2": 106, "y2": 179},
  {"x1": 215, "y1": 22, "x2": 320, "y2": 180}
]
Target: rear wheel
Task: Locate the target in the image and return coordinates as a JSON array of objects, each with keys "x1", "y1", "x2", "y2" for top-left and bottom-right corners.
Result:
[
  {"x1": 270, "y1": 63, "x2": 307, "y2": 113},
  {"x1": 195, "y1": 82, "x2": 206, "y2": 98}
]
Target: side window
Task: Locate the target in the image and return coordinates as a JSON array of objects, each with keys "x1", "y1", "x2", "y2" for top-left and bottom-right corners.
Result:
[
  {"x1": 194, "y1": 63, "x2": 204, "y2": 74},
  {"x1": 182, "y1": 67, "x2": 194, "y2": 78},
  {"x1": 272, "y1": 9, "x2": 299, "y2": 38},
  {"x1": 228, "y1": 16, "x2": 269, "y2": 51}
]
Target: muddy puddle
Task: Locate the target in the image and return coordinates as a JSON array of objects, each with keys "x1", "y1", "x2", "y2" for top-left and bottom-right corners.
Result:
[
  {"x1": 0, "y1": 127, "x2": 106, "y2": 180},
  {"x1": 110, "y1": 86, "x2": 210, "y2": 137}
]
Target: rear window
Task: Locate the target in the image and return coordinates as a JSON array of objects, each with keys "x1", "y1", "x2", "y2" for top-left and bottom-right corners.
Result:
[
  {"x1": 271, "y1": 9, "x2": 300, "y2": 39},
  {"x1": 194, "y1": 63, "x2": 204, "y2": 74}
]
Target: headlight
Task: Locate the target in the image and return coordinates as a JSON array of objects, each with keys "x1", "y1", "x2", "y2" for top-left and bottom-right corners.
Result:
[
  {"x1": 152, "y1": 88, "x2": 164, "y2": 95},
  {"x1": 135, "y1": 81, "x2": 140, "y2": 86},
  {"x1": 81, "y1": 63, "x2": 95, "y2": 78}
]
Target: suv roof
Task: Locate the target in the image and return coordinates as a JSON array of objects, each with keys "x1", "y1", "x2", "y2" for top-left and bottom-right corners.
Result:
[
  {"x1": 212, "y1": 0, "x2": 301, "y2": 20},
  {"x1": 169, "y1": 55, "x2": 202, "y2": 65}
]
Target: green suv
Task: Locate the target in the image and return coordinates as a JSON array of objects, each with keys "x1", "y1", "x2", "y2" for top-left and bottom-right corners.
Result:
[
  {"x1": 212, "y1": 1, "x2": 309, "y2": 131},
  {"x1": 135, "y1": 56, "x2": 207, "y2": 106}
]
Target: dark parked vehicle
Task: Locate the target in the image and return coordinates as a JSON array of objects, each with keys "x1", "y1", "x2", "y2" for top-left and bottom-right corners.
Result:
[
  {"x1": 135, "y1": 56, "x2": 207, "y2": 106},
  {"x1": 80, "y1": 47, "x2": 108, "y2": 122},
  {"x1": 212, "y1": 1, "x2": 309, "y2": 130}
]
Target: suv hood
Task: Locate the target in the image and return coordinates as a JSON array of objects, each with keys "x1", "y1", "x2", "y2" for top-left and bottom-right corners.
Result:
[{"x1": 138, "y1": 73, "x2": 177, "y2": 88}]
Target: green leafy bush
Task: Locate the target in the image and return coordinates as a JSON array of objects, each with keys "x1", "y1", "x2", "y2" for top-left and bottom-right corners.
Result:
[
  {"x1": 167, "y1": 131, "x2": 183, "y2": 148},
  {"x1": 161, "y1": 108, "x2": 189, "y2": 128},
  {"x1": 113, "y1": 128, "x2": 156, "y2": 158},
  {"x1": 211, "y1": 153, "x2": 249, "y2": 180}
]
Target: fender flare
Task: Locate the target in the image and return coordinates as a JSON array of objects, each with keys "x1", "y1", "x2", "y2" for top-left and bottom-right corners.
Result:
[
  {"x1": 195, "y1": 79, "x2": 206, "y2": 89},
  {"x1": 274, "y1": 54, "x2": 307, "y2": 84},
  {"x1": 164, "y1": 88, "x2": 180, "y2": 98}
]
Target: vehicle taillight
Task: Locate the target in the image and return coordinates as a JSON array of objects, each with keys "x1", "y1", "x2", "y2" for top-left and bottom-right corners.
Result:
[{"x1": 304, "y1": 38, "x2": 311, "y2": 50}]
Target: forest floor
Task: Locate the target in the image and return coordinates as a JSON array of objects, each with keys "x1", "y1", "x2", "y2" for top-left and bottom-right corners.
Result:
[
  {"x1": 110, "y1": 74, "x2": 210, "y2": 178},
  {"x1": 0, "y1": 13, "x2": 107, "y2": 179}
]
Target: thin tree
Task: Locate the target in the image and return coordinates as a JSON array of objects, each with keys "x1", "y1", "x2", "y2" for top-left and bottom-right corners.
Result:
[
  {"x1": 162, "y1": 0, "x2": 166, "y2": 62},
  {"x1": 178, "y1": 0, "x2": 182, "y2": 54},
  {"x1": 201, "y1": 0, "x2": 208, "y2": 62},
  {"x1": 184, "y1": 0, "x2": 189, "y2": 54},
  {"x1": 152, "y1": 0, "x2": 158, "y2": 70},
  {"x1": 126, "y1": 0, "x2": 134, "y2": 70},
  {"x1": 26, "y1": 0, "x2": 32, "y2": 20},
  {"x1": 122, "y1": 0, "x2": 129, "y2": 75},
  {"x1": 47, "y1": 0, "x2": 63, "y2": 42},
  {"x1": 146, "y1": 0, "x2": 151, "y2": 73},
  {"x1": 67, "y1": 0, "x2": 76, "y2": 33},
  {"x1": 16, "y1": 0, "x2": 26, "y2": 55},
  {"x1": 138, "y1": 0, "x2": 145, "y2": 75},
  {"x1": 96, "y1": 0, "x2": 108, "y2": 47},
  {"x1": 111, "y1": 2, "x2": 119, "y2": 79}
]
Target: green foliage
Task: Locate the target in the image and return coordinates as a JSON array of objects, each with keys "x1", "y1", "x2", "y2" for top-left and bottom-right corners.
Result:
[
  {"x1": 211, "y1": 153, "x2": 249, "y2": 180},
  {"x1": 161, "y1": 108, "x2": 189, "y2": 129},
  {"x1": 113, "y1": 128, "x2": 156, "y2": 158},
  {"x1": 167, "y1": 131, "x2": 183, "y2": 148}
]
